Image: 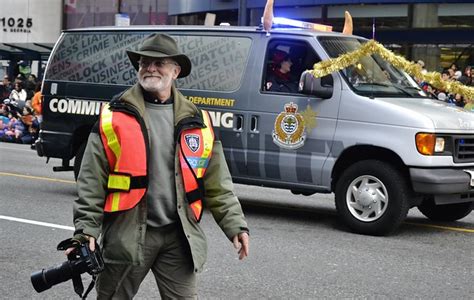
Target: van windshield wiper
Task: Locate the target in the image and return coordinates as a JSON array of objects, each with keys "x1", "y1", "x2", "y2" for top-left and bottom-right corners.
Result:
[
  {"x1": 356, "y1": 82, "x2": 415, "y2": 97},
  {"x1": 392, "y1": 84, "x2": 425, "y2": 97}
]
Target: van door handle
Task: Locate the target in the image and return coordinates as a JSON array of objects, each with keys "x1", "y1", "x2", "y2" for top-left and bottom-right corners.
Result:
[
  {"x1": 234, "y1": 114, "x2": 243, "y2": 131},
  {"x1": 250, "y1": 115, "x2": 259, "y2": 133}
]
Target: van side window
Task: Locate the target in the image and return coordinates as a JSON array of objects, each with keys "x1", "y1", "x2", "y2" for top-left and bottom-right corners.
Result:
[
  {"x1": 45, "y1": 33, "x2": 148, "y2": 85},
  {"x1": 45, "y1": 33, "x2": 251, "y2": 91},
  {"x1": 263, "y1": 40, "x2": 320, "y2": 94},
  {"x1": 175, "y1": 35, "x2": 251, "y2": 92}
]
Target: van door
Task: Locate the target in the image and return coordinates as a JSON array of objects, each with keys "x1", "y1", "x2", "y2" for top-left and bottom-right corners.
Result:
[
  {"x1": 174, "y1": 33, "x2": 254, "y2": 178},
  {"x1": 244, "y1": 35, "x2": 341, "y2": 191}
]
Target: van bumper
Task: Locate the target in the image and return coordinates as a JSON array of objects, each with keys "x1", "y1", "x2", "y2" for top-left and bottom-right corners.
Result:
[
  {"x1": 36, "y1": 131, "x2": 74, "y2": 159},
  {"x1": 409, "y1": 168, "x2": 474, "y2": 204},
  {"x1": 410, "y1": 168, "x2": 472, "y2": 194}
]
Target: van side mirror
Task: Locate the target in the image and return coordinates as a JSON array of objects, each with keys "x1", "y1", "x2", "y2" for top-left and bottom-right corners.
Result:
[{"x1": 298, "y1": 70, "x2": 333, "y2": 99}]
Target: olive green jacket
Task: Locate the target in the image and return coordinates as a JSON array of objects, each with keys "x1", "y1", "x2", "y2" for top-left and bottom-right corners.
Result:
[{"x1": 73, "y1": 83, "x2": 248, "y2": 272}]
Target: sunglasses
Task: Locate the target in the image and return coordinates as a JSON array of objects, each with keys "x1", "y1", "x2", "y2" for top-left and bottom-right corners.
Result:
[{"x1": 139, "y1": 59, "x2": 178, "y2": 69}]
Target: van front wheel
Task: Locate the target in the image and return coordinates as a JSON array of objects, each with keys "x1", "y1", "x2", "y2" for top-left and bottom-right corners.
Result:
[{"x1": 335, "y1": 160, "x2": 410, "y2": 236}]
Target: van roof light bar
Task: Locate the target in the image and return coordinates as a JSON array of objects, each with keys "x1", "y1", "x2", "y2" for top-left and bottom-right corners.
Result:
[{"x1": 267, "y1": 17, "x2": 333, "y2": 32}]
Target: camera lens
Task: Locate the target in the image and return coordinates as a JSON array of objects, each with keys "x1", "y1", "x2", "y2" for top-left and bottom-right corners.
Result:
[
  {"x1": 31, "y1": 261, "x2": 75, "y2": 293},
  {"x1": 31, "y1": 243, "x2": 103, "y2": 294},
  {"x1": 31, "y1": 269, "x2": 52, "y2": 293}
]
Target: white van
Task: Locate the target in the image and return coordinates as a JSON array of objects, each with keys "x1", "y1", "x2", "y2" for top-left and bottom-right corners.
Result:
[{"x1": 36, "y1": 21, "x2": 474, "y2": 235}]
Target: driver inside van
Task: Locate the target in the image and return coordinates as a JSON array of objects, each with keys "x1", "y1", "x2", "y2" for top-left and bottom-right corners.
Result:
[{"x1": 265, "y1": 50, "x2": 299, "y2": 93}]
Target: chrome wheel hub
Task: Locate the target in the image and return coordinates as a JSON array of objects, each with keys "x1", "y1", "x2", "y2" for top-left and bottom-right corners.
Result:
[{"x1": 346, "y1": 175, "x2": 388, "y2": 222}]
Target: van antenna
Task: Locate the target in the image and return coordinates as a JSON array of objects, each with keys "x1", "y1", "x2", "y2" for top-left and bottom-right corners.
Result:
[{"x1": 263, "y1": 0, "x2": 274, "y2": 36}]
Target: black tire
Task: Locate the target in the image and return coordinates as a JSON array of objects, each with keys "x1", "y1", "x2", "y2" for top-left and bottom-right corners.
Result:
[
  {"x1": 335, "y1": 160, "x2": 410, "y2": 236},
  {"x1": 418, "y1": 198, "x2": 473, "y2": 221},
  {"x1": 73, "y1": 142, "x2": 87, "y2": 181}
]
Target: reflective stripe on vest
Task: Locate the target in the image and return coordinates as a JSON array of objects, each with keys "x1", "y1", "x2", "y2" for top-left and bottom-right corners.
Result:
[
  {"x1": 99, "y1": 103, "x2": 147, "y2": 212},
  {"x1": 179, "y1": 110, "x2": 215, "y2": 222}
]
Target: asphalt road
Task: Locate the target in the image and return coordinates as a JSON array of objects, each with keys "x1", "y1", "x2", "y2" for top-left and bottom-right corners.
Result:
[{"x1": 1, "y1": 142, "x2": 473, "y2": 299}]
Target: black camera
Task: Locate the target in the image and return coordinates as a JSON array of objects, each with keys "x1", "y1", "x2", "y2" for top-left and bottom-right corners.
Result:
[{"x1": 31, "y1": 238, "x2": 104, "y2": 295}]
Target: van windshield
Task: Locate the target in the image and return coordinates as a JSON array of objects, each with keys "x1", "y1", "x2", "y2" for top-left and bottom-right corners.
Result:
[{"x1": 319, "y1": 36, "x2": 429, "y2": 99}]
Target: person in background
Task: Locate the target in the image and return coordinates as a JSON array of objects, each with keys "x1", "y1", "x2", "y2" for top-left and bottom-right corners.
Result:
[
  {"x1": 417, "y1": 60, "x2": 427, "y2": 75},
  {"x1": 1, "y1": 110, "x2": 24, "y2": 143},
  {"x1": 453, "y1": 93, "x2": 465, "y2": 107},
  {"x1": 9, "y1": 82, "x2": 27, "y2": 109},
  {"x1": 18, "y1": 60, "x2": 31, "y2": 78},
  {"x1": 458, "y1": 66, "x2": 472, "y2": 86},
  {"x1": 0, "y1": 108, "x2": 10, "y2": 140},
  {"x1": 463, "y1": 97, "x2": 474, "y2": 111},
  {"x1": 454, "y1": 70, "x2": 462, "y2": 81},
  {"x1": 18, "y1": 106, "x2": 36, "y2": 144},
  {"x1": 423, "y1": 84, "x2": 438, "y2": 99},
  {"x1": 25, "y1": 74, "x2": 37, "y2": 100},
  {"x1": 0, "y1": 111, "x2": 15, "y2": 141},
  {"x1": 1, "y1": 75, "x2": 13, "y2": 100},
  {"x1": 67, "y1": 33, "x2": 249, "y2": 299},
  {"x1": 31, "y1": 82, "x2": 43, "y2": 122},
  {"x1": 449, "y1": 63, "x2": 458, "y2": 73},
  {"x1": 441, "y1": 70, "x2": 451, "y2": 82},
  {"x1": 15, "y1": 73, "x2": 25, "y2": 84},
  {"x1": 447, "y1": 68, "x2": 456, "y2": 80},
  {"x1": 30, "y1": 82, "x2": 42, "y2": 148},
  {"x1": 265, "y1": 50, "x2": 299, "y2": 93},
  {"x1": 437, "y1": 92, "x2": 447, "y2": 101}
]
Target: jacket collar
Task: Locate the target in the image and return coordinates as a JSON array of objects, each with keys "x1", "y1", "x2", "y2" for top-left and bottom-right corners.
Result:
[{"x1": 119, "y1": 83, "x2": 200, "y2": 126}]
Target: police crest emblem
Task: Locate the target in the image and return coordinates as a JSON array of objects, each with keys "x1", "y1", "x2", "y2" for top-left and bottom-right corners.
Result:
[
  {"x1": 185, "y1": 134, "x2": 200, "y2": 152},
  {"x1": 272, "y1": 102, "x2": 306, "y2": 149}
]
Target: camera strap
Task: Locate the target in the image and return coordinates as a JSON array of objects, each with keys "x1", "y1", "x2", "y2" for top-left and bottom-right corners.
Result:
[
  {"x1": 82, "y1": 275, "x2": 97, "y2": 299},
  {"x1": 72, "y1": 274, "x2": 96, "y2": 299},
  {"x1": 72, "y1": 274, "x2": 84, "y2": 297}
]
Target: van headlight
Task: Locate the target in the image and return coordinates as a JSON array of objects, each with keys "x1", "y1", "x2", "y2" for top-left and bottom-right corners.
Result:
[
  {"x1": 415, "y1": 133, "x2": 446, "y2": 155},
  {"x1": 435, "y1": 137, "x2": 445, "y2": 152}
]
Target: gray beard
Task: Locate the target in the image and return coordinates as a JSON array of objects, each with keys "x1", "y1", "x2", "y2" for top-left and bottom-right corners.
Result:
[{"x1": 138, "y1": 75, "x2": 172, "y2": 94}]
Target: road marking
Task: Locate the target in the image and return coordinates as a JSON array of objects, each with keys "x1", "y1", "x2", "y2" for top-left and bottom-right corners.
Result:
[
  {"x1": 243, "y1": 202, "x2": 474, "y2": 233},
  {"x1": 0, "y1": 145, "x2": 35, "y2": 153},
  {"x1": 0, "y1": 172, "x2": 75, "y2": 184},
  {"x1": 0, "y1": 215, "x2": 74, "y2": 231},
  {"x1": 1, "y1": 172, "x2": 472, "y2": 234},
  {"x1": 404, "y1": 222, "x2": 474, "y2": 233}
]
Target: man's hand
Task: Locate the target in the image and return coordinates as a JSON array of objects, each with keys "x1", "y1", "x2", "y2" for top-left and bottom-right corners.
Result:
[
  {"x1": 64, "y1": 236, "x2": 95, "y2": 255},
  {"x1": 232, "y1": 232, "x2": 249, "y2": 260}
]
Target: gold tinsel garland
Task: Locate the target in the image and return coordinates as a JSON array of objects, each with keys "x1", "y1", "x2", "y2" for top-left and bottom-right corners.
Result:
[{"x1": 310, "y1": 39, "x2": 474, "y2": 100}]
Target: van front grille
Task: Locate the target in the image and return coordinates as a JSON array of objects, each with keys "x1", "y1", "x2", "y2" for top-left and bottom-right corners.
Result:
[{"x1": 454, "y1": 137, "x2": 474, "y2": 163}]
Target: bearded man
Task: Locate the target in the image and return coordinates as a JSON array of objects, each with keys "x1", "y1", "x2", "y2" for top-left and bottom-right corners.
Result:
[{"x1": 69, "y1": 33, "x2": 249, "y2": 299}]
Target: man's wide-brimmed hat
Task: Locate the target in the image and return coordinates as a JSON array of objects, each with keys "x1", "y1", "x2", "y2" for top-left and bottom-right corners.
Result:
[{"x1": 126, "y1": 33, "x2": 191, "y2": 78}]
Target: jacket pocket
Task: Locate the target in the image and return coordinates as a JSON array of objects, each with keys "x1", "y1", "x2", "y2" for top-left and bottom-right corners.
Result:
[{"x1": 101, "y1": 206, "x2": 141, "y2": 263}]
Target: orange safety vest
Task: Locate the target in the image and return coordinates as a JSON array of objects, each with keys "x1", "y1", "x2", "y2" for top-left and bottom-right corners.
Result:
[
  {"x1": 99, "y1": 103, "x2": 214, "y2": 222},
  {"x1": 179, "y1": 110, "x2": 214, "y2": 222}
]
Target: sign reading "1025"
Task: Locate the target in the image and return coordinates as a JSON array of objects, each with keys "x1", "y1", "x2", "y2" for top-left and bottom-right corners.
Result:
[{"x1": 1, "y1": 17, "x2": 33, "y2": 33}]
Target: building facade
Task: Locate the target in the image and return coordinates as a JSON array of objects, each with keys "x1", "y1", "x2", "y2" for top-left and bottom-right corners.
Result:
[{"x1": 0, "y1": 0, "x2": 62, "y2": 79}]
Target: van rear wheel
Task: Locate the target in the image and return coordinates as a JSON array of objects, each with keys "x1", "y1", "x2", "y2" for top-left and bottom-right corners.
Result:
[
  {"x1": 418, "y1": 198, "x2": 473, "y2": 221},
  {"x1": 335, "y1": 160, "x2": 410, "y2": 236},
  {"x1": 73, "y1": 142, "x2": 86, "y2": 181}
]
